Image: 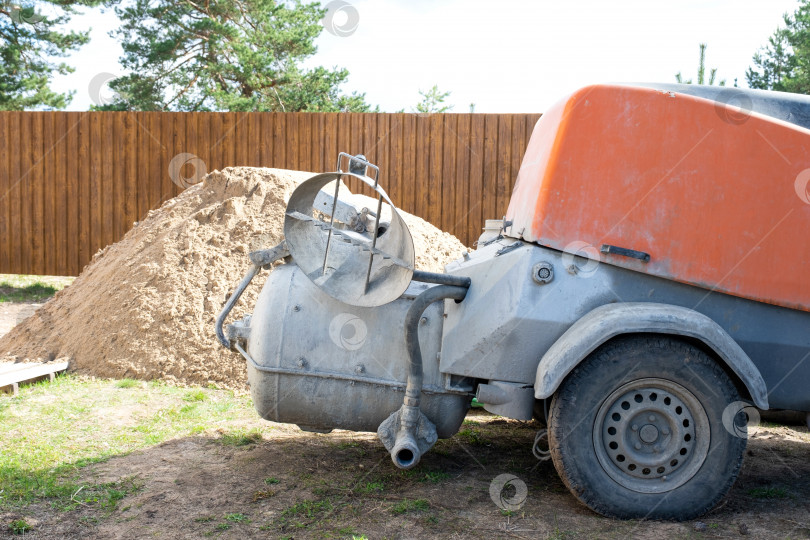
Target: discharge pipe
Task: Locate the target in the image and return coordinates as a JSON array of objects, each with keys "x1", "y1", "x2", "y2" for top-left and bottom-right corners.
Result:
[{"x1": 384, "y1": 275, "x2": 469, "y2": 469}]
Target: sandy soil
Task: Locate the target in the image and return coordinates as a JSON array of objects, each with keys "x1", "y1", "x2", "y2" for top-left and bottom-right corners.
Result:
[{"x1": 2, "y1": 409, "x2": 808, "y2": 539}]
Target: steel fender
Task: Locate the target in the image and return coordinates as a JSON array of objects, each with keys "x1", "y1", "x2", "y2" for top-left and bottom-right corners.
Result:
[{"x1": 534, "y1": 302, "x2": 769, "y2": 409}]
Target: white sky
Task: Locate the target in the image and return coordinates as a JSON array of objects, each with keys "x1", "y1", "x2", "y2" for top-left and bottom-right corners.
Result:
[{"x1": 52, "y1": 0, "x2": 802, "y2": 113}]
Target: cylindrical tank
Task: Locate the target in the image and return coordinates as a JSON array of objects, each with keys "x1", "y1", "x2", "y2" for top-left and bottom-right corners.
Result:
[{"x1": 244, "y1": 263, "x2": 472, "y2": 437}]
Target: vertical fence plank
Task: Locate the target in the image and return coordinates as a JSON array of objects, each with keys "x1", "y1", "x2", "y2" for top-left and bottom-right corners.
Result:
[
  {"x1": 284, "y1": 113, "x2": 298, "y2": 171},
  {"x1": 77, "y1": 113, "x2": 91, "y2": 271},
  {"x1": 496, "y1": 115, "x2": 512, "y2": 220},
  {"x1": 8, "y1": 113, "x2": 22, "y2": 273},
  {"x1": 234, "y1": 113, "x2": 248, "y2": 166},
  {"x1": 414, "y1": 115, "x2": 430, "y2": 222},
  {"x1": 247, "y1": 113, "x2": 262, "y2": 167},
  {"x1": 401, "y1": 114, "x2": 416, "y2": 217},
  {"x1": 482, "y1": 115, "x2": 499, "y2": 226},
  {"x1": 65, "y1": 113, "x2": 80, "y2": 275},
  {"x1": 454, "y1": 114, "x2": 471, "y2": 245},
  {"x1": 31, "y1": 113, "x2": 46, "y2": 275},
  {"x1": 50, "y1": 113, "x2": 67, "y2": 274},
  {"x1": 102, "y1": 113, "x2": 116, "y2": 249},
  {"x1": 468, "y1": 115, "x2": 485, "y2": 246},
  {"x1": 323, "y1": 113, "x2": 337, "y2": 171},
  {"x1": 388, "y1": 115, "x2": 403, "y2": 210},
  {"x1": 441, "y1": 115, "x2": 457, "y2": 234},
  {"x1": 509, "y1": 114, "x2": 525, "y2": 195},
  {"x1": 375, "y1": 114, "x2": 390, "y2": 197},
  {"x1": 0, "y1": 114, "x2": 9, "y2": 271},
  {"x1": 311, "y1": 113, "x2": 324, "y2": 173},
  {"x1": 298, "y1": 113, "x2": 310, "y2": 172},
  {"x1": 113, "y1": 113, "x2": 126, "y2": 241}
]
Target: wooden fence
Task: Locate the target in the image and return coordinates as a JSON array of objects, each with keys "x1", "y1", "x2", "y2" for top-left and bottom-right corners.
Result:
[{"x1": 0, "y1": 111, "x2": 541, "y2": 276}]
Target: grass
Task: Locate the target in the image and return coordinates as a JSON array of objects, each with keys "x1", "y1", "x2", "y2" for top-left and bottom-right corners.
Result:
[
  {"x1": 747, "y1": 486, "x2": 791, "y2": 499},
  {"x1": 276, "y1": 498, "x2": 335, "y2": 530},
  {"x1": 420, "y1": 471, "x2": 451, "y2": 483},
  {"x1": 0, "y1": 274, "x2": 74, "y2": 303},
  {"x1": 456, "y1": 428, "x2": 483, "y2": 445},
  {"x1": 391, "y1": 498, "x2": 429, "y2": 514},
  {"x1": 219, "y1": 428, "x2": 262, "y2": 446},
  {"x1": 8, "y1": 519, "x2": 32, "y2": 535},
  {"x1": 0, "y1": 375, "x2": 271, "y2": 515}
]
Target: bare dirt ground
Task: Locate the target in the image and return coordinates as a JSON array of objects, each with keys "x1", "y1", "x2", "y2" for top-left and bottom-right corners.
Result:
[{"x1": 2, "y1": 306, "x2": 809, "y2": 539}]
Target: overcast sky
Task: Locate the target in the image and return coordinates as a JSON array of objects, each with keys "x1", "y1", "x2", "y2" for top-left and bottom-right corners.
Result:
[{"x1": 52, "y1": 0, "x2": 802, "y2": 113}]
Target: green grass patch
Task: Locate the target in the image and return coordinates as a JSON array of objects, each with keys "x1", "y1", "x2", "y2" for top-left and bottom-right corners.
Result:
[
  {"x1": 220, "y1": 428, "x2": 262, "y2": 446},
  {"x1": 183, "y1": 389, "x2": 207, "y2": 402},
  {"x1": 747, "y1": 486, "x2": 791, "y2": 499},
  {"x1": 8, "y1": 519, "x2": 32, "y2": 535},
  {"x1": 115, "y1": 379, "x2": 139, "y2": 389},
  {"x1": 0, "y1": 274, "x2": 73, "y2": 303},
  {"x1": 276, "y1": 498, "x2": 334, "y2": 529},
  {"x1": 0, "y1": 375, "x2": 269, "y2": 514},
  {"x1": 420, "y1": 471, "x2": 451, "y2": 483},
  {"x1": 456, "y1": 428, "x2": 483, "y2": 445},
  {"x1": 358, "y1": 481, "x2": 384, "y2": 493},
  {"x1": 391, "y1": 498, "x2": 429, "y2": 514}
]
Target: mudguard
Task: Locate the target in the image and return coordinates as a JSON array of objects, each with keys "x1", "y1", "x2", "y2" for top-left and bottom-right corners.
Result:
[{"x1": 534, "y1": 302, "x2": 769, "y2": 409}]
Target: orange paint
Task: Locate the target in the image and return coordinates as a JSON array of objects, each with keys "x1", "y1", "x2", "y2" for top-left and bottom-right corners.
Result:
[{"x1": 506, "y1": 84, "x2": 810, "y2": 312}]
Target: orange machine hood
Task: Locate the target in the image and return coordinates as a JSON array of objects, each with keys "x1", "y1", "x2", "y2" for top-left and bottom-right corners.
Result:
[{"x1": 505, "y1": 84, "x2": 810, "y2": 312}]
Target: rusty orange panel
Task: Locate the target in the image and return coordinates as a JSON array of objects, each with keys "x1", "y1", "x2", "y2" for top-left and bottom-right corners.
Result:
[{"x1": 506, "y1": 84, "x2": 810, "y2": 312}]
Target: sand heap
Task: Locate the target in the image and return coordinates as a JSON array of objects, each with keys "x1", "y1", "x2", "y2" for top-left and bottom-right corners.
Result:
[{"x1": 0, "y1": 167, "x2": 467, "y2": 389}]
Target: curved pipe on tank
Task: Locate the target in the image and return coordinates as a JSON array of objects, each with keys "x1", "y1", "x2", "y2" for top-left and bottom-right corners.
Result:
[{"x1": 388, "y1": 282, "x2": 469, "y2": 469}]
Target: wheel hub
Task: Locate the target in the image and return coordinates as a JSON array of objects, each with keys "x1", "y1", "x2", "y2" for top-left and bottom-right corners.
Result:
[
  {"x1": 639, "y1": 424, "x2": 659, "y2": 443},
  {"x1": 593, "y1": 378, "x2": 711, "y2": 494}
]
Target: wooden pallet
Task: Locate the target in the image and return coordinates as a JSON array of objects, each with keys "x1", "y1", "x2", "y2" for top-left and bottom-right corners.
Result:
[{"x1": 0, "y1": 361, "x2": 69, "y2": 396}]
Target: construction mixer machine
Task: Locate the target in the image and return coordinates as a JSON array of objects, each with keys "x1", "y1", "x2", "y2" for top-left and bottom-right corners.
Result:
[{"x1": 217, "y1": 83, "x2": 810, "y2": 519}]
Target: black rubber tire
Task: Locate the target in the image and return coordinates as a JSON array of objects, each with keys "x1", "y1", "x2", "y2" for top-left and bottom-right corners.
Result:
[{"x1": 548, "y1": 335, "x2": 747, "y2": 520}]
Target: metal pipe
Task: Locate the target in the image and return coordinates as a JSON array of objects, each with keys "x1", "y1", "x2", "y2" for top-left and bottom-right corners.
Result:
[
  {"x1": 404, "y1": 284, "x2": 469, "y2": 407},
  {"x1": 216, "y1": 242, "x2": 289, "y2": 349},
  {"x1": 216, "y1": 264, "x2": 260, "y2": 349},
  {"x1": 384, "y1": 284, "x2": 468, "y2": 469},
  {"x1": 411, "y1": 270, "x2": 472, "y2": 289}
]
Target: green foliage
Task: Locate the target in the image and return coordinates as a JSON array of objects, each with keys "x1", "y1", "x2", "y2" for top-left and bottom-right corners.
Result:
[
  {"x1": 420, "y1": 471, "x2": 450, "y2": 483},
  {"x1": 391, "y1": 498, "x2": 429, "y2": 514},
  {"x1": 0, "y1": 274, "x2": 72, "y2": 302},
  {"x1": 747, "y1": 486, "x2": 790, "y2": 499},
  {"x1": 675, "y1": 43, "x2": 726, "y2": 86},
  {"x1": 183, "y1": 389, "x2": 206, "y2": 402},
  {"x1": 8, "y1": 519, "x2": 32, "y2": 535},
  {"x1": 0, "y1": 375, "x2": 265, "y2": 510},
  {"x1": 414, "y1": 84, "x2": 452, "y2": 113},
  {"x1": 746, "y1": 3, "x2": 810, "y2": 93},
  {"x1": 103, "y1": 0, "x2": 373, "y2": 112},
  {"x1": 219, "y1": 428, "x2": 262, "y2": 446},
  {"x1": 0, "y1": 0, "x2": 105, "y2": 110}
]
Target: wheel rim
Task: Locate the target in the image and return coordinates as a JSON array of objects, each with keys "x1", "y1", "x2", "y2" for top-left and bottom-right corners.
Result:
[{"x1": 592, "y1": 378, "x2": 711, "y2": 494}]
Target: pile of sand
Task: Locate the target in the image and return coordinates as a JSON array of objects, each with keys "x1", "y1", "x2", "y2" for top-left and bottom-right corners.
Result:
[{"x1": 0, "y1": 167, "x2": 467, "y2": 389}]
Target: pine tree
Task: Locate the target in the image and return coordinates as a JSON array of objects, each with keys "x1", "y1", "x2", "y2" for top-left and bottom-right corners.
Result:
[
  {"x1": 0, "y1": 1, "x2": 106, "y2": 110},
  {"x1": 100, "y1": 0, "x2": 374, "y2": 112}
]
